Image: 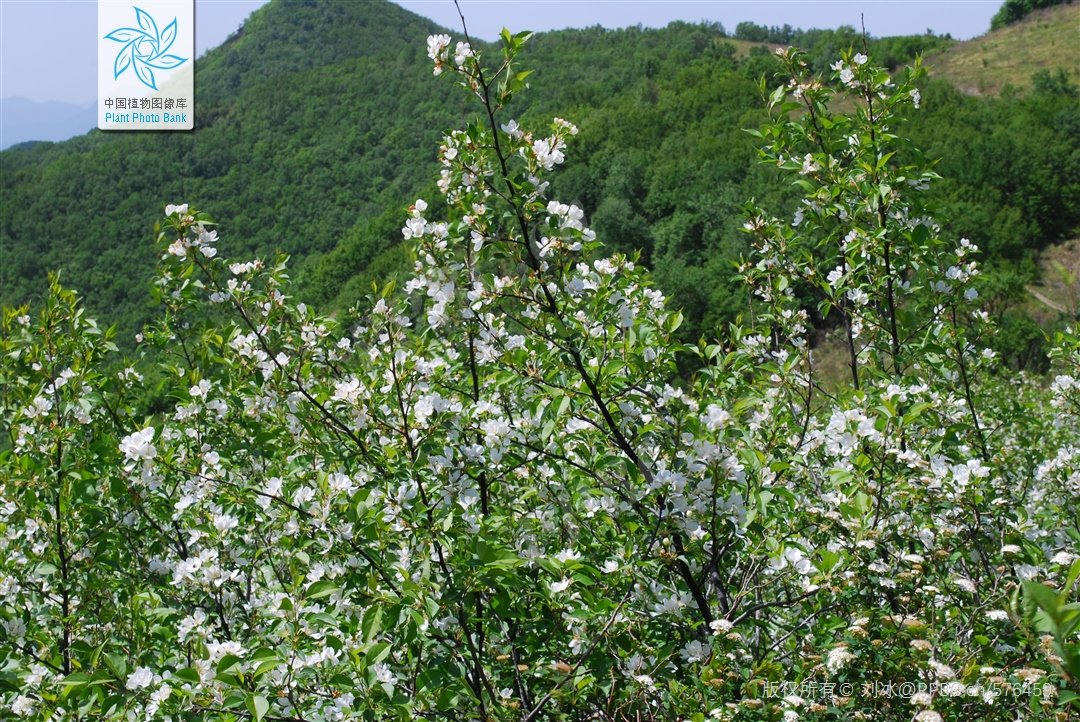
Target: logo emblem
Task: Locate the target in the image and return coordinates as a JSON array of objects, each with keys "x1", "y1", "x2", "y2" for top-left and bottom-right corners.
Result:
[{"x1": 104, "y1": 6, "x2": 188, "y2": 91}]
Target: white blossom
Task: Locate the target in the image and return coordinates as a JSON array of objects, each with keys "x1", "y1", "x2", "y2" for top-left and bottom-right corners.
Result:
[
  {"x1": 120, "y1": 427, "x2": 157, "y2": 462},
  {"x1": 126, "y1": 666, "x2": 154, "y2": 690}
]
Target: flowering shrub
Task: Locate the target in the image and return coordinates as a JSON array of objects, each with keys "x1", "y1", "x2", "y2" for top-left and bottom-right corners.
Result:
[{"x1": 1, "y1": 29, "x2": 1078, "y2": 722}]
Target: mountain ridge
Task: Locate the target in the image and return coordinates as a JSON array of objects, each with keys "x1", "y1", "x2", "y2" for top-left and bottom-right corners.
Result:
[
  {"x1": 193, "y1": 0, "x2": 448, "y2": 106},
  {"x1": 0, "y1": 97, "x2": 96, "y2": 150},
  {"x1": 2, "y1": 0, "x2": 1076, "y2": 361}
]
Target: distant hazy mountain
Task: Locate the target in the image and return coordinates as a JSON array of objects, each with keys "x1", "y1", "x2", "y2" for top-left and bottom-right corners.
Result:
[{"x1": 1, "y1": 97, "x2": 97, "y2": 149}]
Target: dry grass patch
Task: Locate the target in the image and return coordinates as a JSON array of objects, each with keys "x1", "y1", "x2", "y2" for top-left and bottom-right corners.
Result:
[{"x1": 926, "y1": 3, "x2": 1080, "y2": 95}]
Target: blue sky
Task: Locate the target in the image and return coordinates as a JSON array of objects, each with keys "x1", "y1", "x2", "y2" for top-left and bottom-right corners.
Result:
[
  {"x1": 400, "y1": 1, "x2": 1003, "y2": 44},
  {"x1": 1, "y1": 0, "x2": 267, "y2": 105},
  {"x1": 1, "y1": 0, "x2": 1003, "y2": 107}
]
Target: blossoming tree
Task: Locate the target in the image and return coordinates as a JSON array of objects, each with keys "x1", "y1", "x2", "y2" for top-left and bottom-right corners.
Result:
[{"x1": 1, "y1": 27, "x2": 1077, "y2": 722}]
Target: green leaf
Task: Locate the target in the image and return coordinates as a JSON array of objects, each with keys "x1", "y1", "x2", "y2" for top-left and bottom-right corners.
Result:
[
  {"x1": 246, "y1": 694, "x2": 270, "y2": 722},
  {"x1": 540, "y1": 419, "x2": 556, "y2": 441},
  {"x1": 817, "y1": 549, "x2": 841, "y2": 573},
  {"x1": 365, "y1": 641, "x2": 392, "y2": 667},
  {"x1": 250, "y1": 647, "x2": 280, "y2": 663},
  {"x1": 306, "y1": 580, "x2": 340, "y2": 600},
  {"x1": 173, "y1": 668, "x2": 200, "y2": 684},
  {"x1": 1024, "y1": 581, "x2": 1062, "y2": 618},
  {"x1": 1065, "y1": 557, "x2": 1080, "y2": 593},
  {"x1": 362, "y1": 606, "x2": 383, "y2": 643},
  {"x1": 103, "y1": 653, "x2": 127, "y2": 678},
  {"x1": 217, "y1": 654, "x2": 243, "y2": 678},
  {"x1": 253, "y1": 659, "x2": 281, "y2": 679},
  {"x1": 59, "y1": 672, "x2": 91, "y2": 697}
]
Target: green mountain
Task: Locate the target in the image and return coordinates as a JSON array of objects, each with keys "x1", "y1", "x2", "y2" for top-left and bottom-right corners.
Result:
[
  {"x1": 1, "y1": 0, "x2": 453, "y2": 332},
  {"x1": 2, "y1": 0, "x2": 1077, "y2": 359}
]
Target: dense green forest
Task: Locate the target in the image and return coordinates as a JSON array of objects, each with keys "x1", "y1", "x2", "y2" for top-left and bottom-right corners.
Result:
[{"x1": 2, "y1": 0, "x2": 1077, "y2": 364}]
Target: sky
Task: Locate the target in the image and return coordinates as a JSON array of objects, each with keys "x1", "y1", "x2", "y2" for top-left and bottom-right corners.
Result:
[
  {"x1": 399, "y1": 1, "x2": 1003, "y2": 43},
  {"x1": 1, "y1": 0, "x2": 267, "y2": 106},
  {"x1": 0, "y1": 0, "x2": 1003, "y2": 107}
]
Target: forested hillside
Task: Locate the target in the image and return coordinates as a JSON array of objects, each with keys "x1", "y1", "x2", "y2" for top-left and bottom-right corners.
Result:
[{"x1": 2, "y1": 0, "x2": 1077, "y2": 357}]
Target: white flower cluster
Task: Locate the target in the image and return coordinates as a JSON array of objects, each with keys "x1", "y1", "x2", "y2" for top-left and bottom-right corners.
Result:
[{"x1": 426, "y1": 33, "x2": 474, "y2": 76}]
